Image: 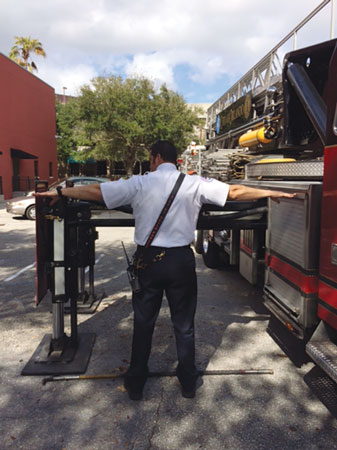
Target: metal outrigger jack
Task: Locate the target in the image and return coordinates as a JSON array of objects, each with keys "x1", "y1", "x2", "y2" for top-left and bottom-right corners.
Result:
[
  {"x1": 85, "y1": 263, "x2": 106, "y2": 312},
  {"x1": 22, "y1": 188, "x2": 96, "y2": 375},
  {"x1": 64, "y1": 263, "x2": 105, "y2": 315},
  {"x1": 63, "y1": 178, "x2": 105, "y2": 314}
]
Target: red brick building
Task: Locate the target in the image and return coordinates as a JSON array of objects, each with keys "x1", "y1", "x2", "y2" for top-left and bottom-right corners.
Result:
[{"x1": 0, "y1": 53, "x2": 57, "y2": 200}]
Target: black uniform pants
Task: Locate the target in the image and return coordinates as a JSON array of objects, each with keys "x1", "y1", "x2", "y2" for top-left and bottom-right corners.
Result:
[{"x1": 125, "y1": 245, "x2": 198, "y2": 392}]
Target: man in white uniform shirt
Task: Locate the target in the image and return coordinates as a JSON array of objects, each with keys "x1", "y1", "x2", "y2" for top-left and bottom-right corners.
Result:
[{"x1": 35, "y1": 140, "x2": 294, "y2": 400}]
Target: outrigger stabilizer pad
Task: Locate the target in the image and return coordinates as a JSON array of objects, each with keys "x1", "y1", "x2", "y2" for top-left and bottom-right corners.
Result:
[{"x1": 22, "y1": 333, "x2": 96, "y2": 376}]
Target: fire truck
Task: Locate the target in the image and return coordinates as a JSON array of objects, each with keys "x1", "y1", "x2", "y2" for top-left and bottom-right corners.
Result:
[{"x1": 185, "y1": 2, "x2": 337, "y2": 384}]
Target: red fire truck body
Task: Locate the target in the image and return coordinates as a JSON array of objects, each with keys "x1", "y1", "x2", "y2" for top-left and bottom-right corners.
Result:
[{"x1": 189, "y1": 34, "x2": 337, "y2": 383}]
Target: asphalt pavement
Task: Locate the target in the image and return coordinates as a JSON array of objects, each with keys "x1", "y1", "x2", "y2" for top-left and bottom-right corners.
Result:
[{"x1": 1, "y1": 201, "x2": 337, "y2": 450}]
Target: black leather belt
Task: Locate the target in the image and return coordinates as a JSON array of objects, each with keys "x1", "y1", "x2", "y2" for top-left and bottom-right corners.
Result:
[{"x1": 137, "y1": 244, "x2": 190, "y2": 250}]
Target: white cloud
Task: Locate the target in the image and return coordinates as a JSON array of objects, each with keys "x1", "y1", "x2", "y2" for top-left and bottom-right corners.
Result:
[
  {"x1": 0, "y1": 0, "x2": 333, "y2": 100},
  {"x1": 37, "y1": 61, "x2": 98, "y2": 95},
  {"x1": 125, "y1": 53, "x2": 176, "y2": 89},
  {"x1": 189, "y1": 56, "x2": 228, "y2": 84}
]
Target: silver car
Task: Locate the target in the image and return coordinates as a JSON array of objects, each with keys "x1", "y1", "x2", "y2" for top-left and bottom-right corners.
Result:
[{"x1": 6, "y1": 176, "x2": 109, "y2": 220}]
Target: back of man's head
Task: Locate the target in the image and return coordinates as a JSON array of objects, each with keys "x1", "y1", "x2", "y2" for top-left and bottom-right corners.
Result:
[{"x1": 151, "y1": 140, "x2": 177, "y2": 164}]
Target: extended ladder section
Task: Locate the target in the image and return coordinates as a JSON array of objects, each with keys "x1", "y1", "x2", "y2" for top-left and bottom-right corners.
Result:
[{"x1": 206, "y1": 0, "x2": 334, "y2": 150}]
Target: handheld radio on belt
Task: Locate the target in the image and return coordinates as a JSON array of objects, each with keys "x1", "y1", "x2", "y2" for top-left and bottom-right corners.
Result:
[{"x1": 122, "y1": 241, "x2": 141, "y2": 293}]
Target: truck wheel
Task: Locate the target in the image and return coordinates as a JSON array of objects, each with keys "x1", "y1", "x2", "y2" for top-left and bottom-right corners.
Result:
[
  {"x1": 25, "y1": 205, "x2": 36, "y2": 220},
  {"x1": 193, "y1": 230, "x2": 204, "y2": 254},
  {"x1": 202, "y1": 234, "x2": 221, "y2": 268}
]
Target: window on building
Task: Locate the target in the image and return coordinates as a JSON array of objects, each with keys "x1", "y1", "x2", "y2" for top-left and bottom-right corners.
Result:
[{"x1": 49, "y1": 162, "x2": 53, "y2": 177}]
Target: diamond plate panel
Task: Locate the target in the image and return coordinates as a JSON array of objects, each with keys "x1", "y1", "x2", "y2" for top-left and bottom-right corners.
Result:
[
  {"x1": 246, "y1": 160, "x2": 323, "y2": 179},
  {"x1": 304, "y1": 365, "x2": 337, "y2": 418},
  {"x1": 306, "y1": 341, "x2": 337, "y2": 385}
]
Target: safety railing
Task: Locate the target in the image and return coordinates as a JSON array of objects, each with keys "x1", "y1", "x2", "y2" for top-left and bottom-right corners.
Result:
[
  {"x1": 12, "y1": 176, "x2": 36, "y2": 192},
  {"x1": 206, "y1": 0, "x2": 335, "y2": 137}
]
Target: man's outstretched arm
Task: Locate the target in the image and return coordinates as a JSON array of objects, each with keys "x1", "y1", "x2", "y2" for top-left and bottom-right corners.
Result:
[
  {"x1": 228, "y1": 184, "x2": 296, "y2": 203},
  {"x1": 34, "y1": 183, "x2": 104, "y2": 203}
]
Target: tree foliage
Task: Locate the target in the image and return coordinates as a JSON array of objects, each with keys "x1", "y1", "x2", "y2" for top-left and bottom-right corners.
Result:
[
  {"x1": 55, "y1": 99, "x2": 89, "y2": 176},
  {"x1": 9, "y1": 36, "x2": 46, "y2": 72},
  {"x1": 76, "y1": 76, "x2": 201, "y2": 175}
]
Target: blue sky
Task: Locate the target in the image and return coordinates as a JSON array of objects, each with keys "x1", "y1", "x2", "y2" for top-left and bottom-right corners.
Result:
[{"x1": 0, "y1": 0, "x2": 333, "y2": 104}]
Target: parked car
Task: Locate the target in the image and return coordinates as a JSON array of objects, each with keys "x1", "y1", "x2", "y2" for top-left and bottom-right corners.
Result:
[{"x1": 6, "y1": 176, "x2": 109, "y2": 220}]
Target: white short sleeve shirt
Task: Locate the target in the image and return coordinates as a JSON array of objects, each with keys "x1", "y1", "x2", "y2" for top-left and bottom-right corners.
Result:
[{"x1": 100, "y1": 163, "x2": 229, "y2": 247}]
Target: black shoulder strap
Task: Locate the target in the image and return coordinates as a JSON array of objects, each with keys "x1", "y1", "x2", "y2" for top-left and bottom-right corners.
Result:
[{"x1": 145, "y1": 172, "x2": 185, "y2": 248}]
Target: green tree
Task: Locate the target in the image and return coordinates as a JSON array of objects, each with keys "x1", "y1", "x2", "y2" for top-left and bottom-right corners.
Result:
[
  {"x1": 152, "y1": 85, "x2": 204, "y2": 149},
  {"x1": 9, "y1": 36, "x2": 46, "y2": 72},
  {"x1": 55, "y1": 99, "x2": 88, "y2": 177},
  {"x1": 77, "y1": 76, "x2": 200, "y2": 176}
]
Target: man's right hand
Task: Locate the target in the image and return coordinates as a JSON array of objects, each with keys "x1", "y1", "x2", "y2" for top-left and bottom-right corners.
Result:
[
  {"x1": 34, "y1": 190, "x2": 60, "y2": 205},
  {"x1": 228, "y1": 184, "x2": 296, "y2": 203}
]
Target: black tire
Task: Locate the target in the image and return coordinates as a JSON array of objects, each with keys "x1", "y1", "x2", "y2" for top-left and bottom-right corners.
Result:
[
  {"x1": 193, "y1": 230, "x2": 204, "y2": 254},
  {"x1": 202, "y1": 234, "x2": 221, "y2": 268},
  {"x1": 25, "y1": 205, "x2": 36, "y2": 220}
]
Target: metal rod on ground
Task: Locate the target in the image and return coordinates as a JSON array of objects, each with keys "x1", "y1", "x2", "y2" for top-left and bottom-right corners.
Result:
[{"x1": 42, "y1": 369, "x2": 273, "y2": 385}]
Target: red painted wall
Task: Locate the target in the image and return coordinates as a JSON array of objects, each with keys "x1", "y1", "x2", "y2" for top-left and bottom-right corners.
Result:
[{"x1": 0, "y1": 53, "x2": 57, "y2": 199}]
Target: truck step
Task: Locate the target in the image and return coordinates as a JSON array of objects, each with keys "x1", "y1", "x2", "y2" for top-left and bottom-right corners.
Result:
[{"x1": 306, "y1": 340, "x2": 337, "y2": 385}]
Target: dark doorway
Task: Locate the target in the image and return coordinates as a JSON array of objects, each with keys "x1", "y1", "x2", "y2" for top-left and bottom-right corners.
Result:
[{"x1": 11, "y1": 148, "x2": 37, "y2": 192}]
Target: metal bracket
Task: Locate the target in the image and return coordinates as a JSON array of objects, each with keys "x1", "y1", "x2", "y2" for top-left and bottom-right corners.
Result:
[{"x1": 332, "y1": 243, "x2": 337, "y2": 266}]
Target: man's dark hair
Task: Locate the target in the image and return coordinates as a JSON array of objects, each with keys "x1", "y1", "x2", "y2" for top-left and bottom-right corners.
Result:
[{"x1": 151, "y1": 140, "x2": 177, "y2": 163}]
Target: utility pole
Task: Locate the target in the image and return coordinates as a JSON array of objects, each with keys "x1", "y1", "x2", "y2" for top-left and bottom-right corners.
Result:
[{"x1": 62, "y1": 86, "x2": 67, "y2": 103}]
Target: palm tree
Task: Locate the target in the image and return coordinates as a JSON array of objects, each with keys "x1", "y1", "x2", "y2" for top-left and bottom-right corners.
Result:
[{"x1": 9, "y1": 36, "x2": 46, "y2": 73}]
